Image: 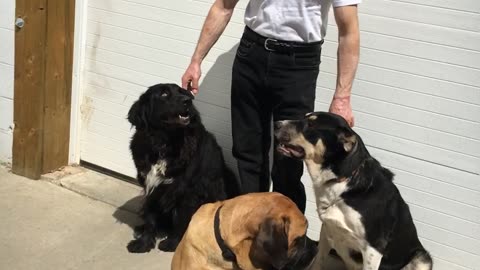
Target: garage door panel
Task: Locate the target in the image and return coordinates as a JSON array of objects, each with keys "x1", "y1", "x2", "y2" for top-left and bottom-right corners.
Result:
[
  {"x1": 416, "y1": 221, "x2": 480, "y2": 255},
  {"x1": 357, "y1": 128, "x2": 479, "y2": 174},
  {"x1": 330, "y1": 13, "x2": 480, "y2": 51},
  {"x1": 392, "y1": 0, "x2": 480, "y2": 13},
  {"x1": 326, "y1": 28, "x2": 480, "y2": 70},
  {"x1": 422, "y1": 238, "x2": 479, "y2": 270},
  {"x1": 410, "y1": 204, "x2": 480, "y2": 241},
  {"x1": 398, "y1": 185, "x2": 480, "y2": 224},
  {"x1": 321, "y1": 57, "x2": 480, "y2": 105},
  {"x1": 86, "y1": 33, "x2": 235, "y2": 86},
  {"x1": 369, "y1": 147, "x2": 480, "y2": 192},
  {"x1": 79, "y1": 1, "x2": 480, "y2": 268},
  {"x1": 86, "y1": 20, "x2": 238, "y2": 67},
  {"x1": 87, "y1": 7, "x2": 240, "y2": 52},
  {"x1": 318, "y1": 72, "x2": 480, "y2": 121},
  {"x1": 361, "y1": 0, "x2": 480, "y2": 32},
  {"x1": 352, "y1": 97, "x2": 480, "y2": 139},
  {"x1": 323, "y1": 44, "x2": 480, "y2": 86},
  {"x1": 123, "y1": 0, "x2": 246, "y2": 25},
  {"x1": 354, "y1": 112, "x2": 480, "y2": 157}
]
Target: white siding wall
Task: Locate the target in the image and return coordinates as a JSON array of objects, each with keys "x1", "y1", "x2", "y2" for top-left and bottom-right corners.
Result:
[
  {"x1": 79, "y1": 1, "x2": 480, "y2": 269},
  {"x1": 0, "y1": 0, "x2": 15, "y2": 164}
]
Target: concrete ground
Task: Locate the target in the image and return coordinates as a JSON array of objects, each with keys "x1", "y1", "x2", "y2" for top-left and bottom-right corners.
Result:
[
  {"x1": 0, "y1": 166, "x2": 172, "y2": 270},
  {"x1": 0, "y1": 166, "x2": 345, "y2": 270}
]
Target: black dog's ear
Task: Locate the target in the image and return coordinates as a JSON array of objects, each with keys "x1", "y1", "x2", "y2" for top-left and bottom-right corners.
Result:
[
  {"x1": 338, "y1": 128, "x2": 357, "y2": 152},
  {"x1": 128, "y1": 99, "x2": 148, "y2": 129},
  {"x1": 253, "y1": 218, "x2": 290, "y2": 269}
]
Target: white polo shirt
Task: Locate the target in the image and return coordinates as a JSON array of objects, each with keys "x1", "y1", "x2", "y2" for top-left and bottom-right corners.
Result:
[{"x1": 244, "y1": 0, "x2": 361, "y2": 43}]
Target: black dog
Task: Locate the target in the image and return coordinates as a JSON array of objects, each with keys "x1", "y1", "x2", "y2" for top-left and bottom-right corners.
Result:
[
  {"x1": 127, "y1": 83, "x2": 239, "y2": 253},
  {"x1": 274, "y1": 112, "x2": 432, "y2": 270}
]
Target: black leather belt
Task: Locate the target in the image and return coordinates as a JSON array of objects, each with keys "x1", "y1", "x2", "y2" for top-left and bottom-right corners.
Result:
[
  {"x1": 214, "y1": 205, "x2": 237, "y2": 263},
  {"x1": 243, "y1": 26, "x2": 324, "y2": 53}
]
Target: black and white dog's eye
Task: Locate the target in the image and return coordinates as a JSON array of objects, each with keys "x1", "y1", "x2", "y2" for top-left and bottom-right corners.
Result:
[{"x1": 161, "y1": 92, "x2": 168, "y2": 97}]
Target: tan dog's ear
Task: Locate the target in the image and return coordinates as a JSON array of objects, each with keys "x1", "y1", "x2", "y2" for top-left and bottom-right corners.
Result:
[{"x1": 252, "y1": 218, "x2": 289, "y2": 269}]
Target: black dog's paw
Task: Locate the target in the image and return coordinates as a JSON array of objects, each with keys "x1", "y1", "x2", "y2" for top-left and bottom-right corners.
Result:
[
  {"x1": 133, "y1": 224, "x2": 145, "y2": 239},
  {"x1": 158, "y1": 237, "x2": 179, "y2": 252},
  {"x1": 127, "y1": 238, "x2": 155, "y2": 253}
]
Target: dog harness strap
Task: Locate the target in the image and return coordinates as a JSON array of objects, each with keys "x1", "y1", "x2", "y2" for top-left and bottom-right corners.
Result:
[{"x1": 214, "y1": 205, "x2": 237, "y2": 263}]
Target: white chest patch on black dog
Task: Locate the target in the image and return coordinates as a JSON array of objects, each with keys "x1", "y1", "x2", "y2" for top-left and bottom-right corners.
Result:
[{"x1": 145, "y1": 160, "x2": 173, "y2": 195}]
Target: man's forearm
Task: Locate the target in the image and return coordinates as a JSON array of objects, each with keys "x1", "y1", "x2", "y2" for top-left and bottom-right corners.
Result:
[
  {"x1": 191, "y1": 0, "x2": 237, "y2": 64},
  {"x1": 335, "y1": 31, "x2": 360, "y2": 98}
]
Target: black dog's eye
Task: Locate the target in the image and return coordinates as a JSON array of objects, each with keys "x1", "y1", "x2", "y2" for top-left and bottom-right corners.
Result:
[{"x1": 161, "y1": 92, "x2": 168, "y2": 97}]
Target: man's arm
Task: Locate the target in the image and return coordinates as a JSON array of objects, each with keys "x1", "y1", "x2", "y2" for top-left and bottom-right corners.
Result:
[
  {"x1": 330, "y1": 5, "x2": 360, "y2": 127},
  {"x1": 181, "y1": 0, "x2": 239, "y2": 94}
]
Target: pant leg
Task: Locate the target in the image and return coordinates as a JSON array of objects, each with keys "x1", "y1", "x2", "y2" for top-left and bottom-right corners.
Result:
[
  {"x1": 269, "y1": 49, "x2": 321, "y2": 213},
  {"x1": 231, "y1": 37, "x2": 271, "y2": 194}
]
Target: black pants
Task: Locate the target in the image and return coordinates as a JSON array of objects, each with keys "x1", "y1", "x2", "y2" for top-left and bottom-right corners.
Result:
[{"x1": 231, "y1": 28, "x2": 321, "y2": 213}]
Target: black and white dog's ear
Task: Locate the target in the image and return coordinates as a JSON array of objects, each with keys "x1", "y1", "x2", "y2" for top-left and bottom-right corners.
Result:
[
  {"x1": 253, "y1": 218, "x2": 290, "y2": 269},
  {"x1": 338, "y1": 128, "x2": 357, "y2": 152},
  {"x1": 128, "y1": 99, "x2": 148, "y2": 129}
]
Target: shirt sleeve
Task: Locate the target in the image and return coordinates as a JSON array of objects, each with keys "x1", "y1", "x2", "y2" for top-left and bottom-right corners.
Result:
[{"x1": 332, "y1": 0, "x2": 362, "y2": 7}]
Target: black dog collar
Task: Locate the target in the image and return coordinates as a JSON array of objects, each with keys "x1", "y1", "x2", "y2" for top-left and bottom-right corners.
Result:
[{"x1": 214, "y1": 205, "x2": 237, "y2": 263}]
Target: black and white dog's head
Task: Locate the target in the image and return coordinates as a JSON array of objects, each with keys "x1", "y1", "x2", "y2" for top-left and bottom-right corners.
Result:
[
  {"x1": 128, "y1": 83, "x2": 198, "y2": 130},
  {"x1": 273, "y1": 112, "x2": 360, "y2": 166}
]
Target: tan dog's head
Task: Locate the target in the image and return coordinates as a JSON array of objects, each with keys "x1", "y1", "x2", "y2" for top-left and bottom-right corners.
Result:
[
  {"x1": 274, "y1": 112, "x2": 359, "y2": 165},
  {"x1": 249, "y1": 207, "x2": 317, "y2": 269}
]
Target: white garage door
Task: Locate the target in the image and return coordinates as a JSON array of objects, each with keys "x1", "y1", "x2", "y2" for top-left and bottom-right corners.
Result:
[{"x1": 79, "y1": 0, "x2": 480, "y2": 269}]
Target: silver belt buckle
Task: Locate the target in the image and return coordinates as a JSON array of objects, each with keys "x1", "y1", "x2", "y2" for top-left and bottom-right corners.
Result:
[{"x1": 264, "y1": 38, "x2": 277, "y2": 51}]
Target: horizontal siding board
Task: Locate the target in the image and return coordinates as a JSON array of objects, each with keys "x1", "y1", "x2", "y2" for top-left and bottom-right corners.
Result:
[
  {"x1": 357, "y1": 127, "x2": 479, "y2": 174},
  {"x1": 319, "y1": 75, "x2": 480, "y2": 123},
  {"x1": 323, "y1": 43, "x2": 480, "y2": 87},
  {"x1": 409, "y1": 204, "x2": 480, "y2": 241},
  {"x1": 342, "y1": 13, "x2": 480, "y2": 52},
  {"x1": 320, "y1": 57, "x2": 480, "y2": 106},
  {"x1": 391, "y1": 0, "x2": 480, "y2": 13},
  {"x1": 361, "y1": 0, "x2": 480, "y2": 32},
  {"x1": 326, "y1": 27, "x2": 480, "y2": 70},
  {"x1": 368, "y1": 147, "x2": 480, "y2": 192},
  {"x1": 398, "y1": 185, "x2": 480, "y2": 224},
  {"x1": 415, "y1": 221, "x2": 480, "y2": 255},
  {"x1": 421, "y1": 238, "x2": 479, "y2": 269}
]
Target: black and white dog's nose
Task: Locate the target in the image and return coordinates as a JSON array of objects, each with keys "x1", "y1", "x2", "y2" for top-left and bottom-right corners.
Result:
[{"x1": 274, "y1": 121, "x2": 285, "y2": 130}]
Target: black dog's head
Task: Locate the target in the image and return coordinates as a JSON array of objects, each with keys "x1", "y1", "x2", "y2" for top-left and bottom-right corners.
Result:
[
  {"x1": 250, "y1": 217, "x2": 317, "y2": 270},
  {"x1": 128, "y1": 83, "x2": 198, "y2": 130},
  {"x1": 273, "y1": 112, "x2": 359, "y2": 165}
]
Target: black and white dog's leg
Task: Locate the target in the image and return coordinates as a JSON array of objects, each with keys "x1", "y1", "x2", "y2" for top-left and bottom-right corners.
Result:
[
  {"x1": 362, "y1": 245, "x2": 383, "y2": 270},
  {"x1": 127, "y1": 213, "x2": 157, "y2": 253},
  {"x1": 310, "y1": 224, "x2": 331, "y2": 269}
]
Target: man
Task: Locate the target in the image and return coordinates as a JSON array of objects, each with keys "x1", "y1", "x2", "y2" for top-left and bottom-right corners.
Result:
[{"x1": 181, "y1": 0, "x2": 360, "y2": 213}]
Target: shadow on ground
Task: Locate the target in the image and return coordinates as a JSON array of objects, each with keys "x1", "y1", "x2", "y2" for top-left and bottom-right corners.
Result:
[{"x1": 112, "y1": 195, "x2": 144, "y2": 230}]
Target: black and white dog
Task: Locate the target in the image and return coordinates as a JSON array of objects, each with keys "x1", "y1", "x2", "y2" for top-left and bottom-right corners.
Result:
[
  {"x1": 274, "y1": 112, "x2": 432, "y2": 270},
  {"x1": 127, "y1": 83, "x2": 239, "y2": 253}
]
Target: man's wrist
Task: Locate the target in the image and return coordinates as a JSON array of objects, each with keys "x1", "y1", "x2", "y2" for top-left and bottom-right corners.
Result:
[
  {"x1": 332, "y1": 95, "x2": 351, "y2": 100},
  {"x1": 190, "y1": 56, "x2": 202, "y2": 65}
]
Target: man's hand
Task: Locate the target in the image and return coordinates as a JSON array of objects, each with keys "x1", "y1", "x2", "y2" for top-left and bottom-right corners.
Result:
[
  {"x1": 181, "y1": 61, "x2": 201, "y2": 95},
  {"x1": 329, "y1": 96, "x2": 354, "y2": 127},
  {"x1": 180, "y1": 0, "x2": 238, "y2": 95}
]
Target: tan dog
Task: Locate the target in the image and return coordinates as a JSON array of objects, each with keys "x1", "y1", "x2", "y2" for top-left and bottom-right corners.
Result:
[{"x1": 171, "y1": 192, "x2": 317, "y2": 270}]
